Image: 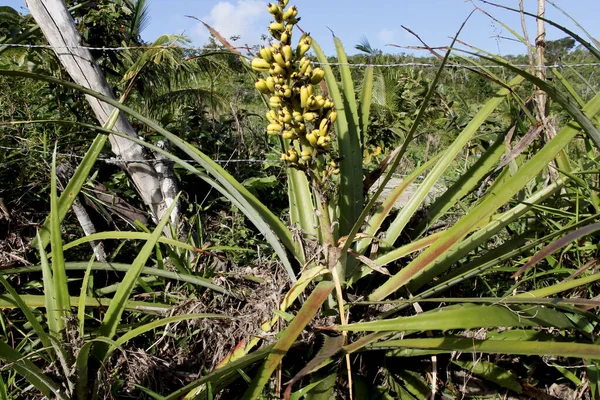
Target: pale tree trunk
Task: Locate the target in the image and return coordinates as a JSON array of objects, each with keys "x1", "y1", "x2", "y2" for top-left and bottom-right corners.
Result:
[
  {"x1": 70, "y1": 197, "x2": 107, "y2": 261},
  {"x1": 26, "y1": 0, "x2": 179, "y2": 229},
  {"x1": 57, "y1": 162, "x2": 107, "y2": 261},
  {"x1": 535, "y1": 0, "x2": 547, "y2": 115},
  {"x1": 535, "y1": 0, "x2": 560, "y2": 181}
]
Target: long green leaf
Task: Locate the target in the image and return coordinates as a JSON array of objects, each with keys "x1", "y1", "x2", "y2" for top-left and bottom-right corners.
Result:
[
  {"x1": 341, "y1": 17, "x2": 472, "y2": 274},
  {"x1": 382, "y1": 75, "x2": 523, "y2": 247},
  {"x1": 0, "y1": 294, "x2": 170, "y2": 314},
  {"x1": 365, "y1": 296, "x2": 600, "y2": 326},
  {"x1": 78, "y1": 256, "x2": 95, "y2": 336},
  {"x1": 373, "y1": 337, "x2": 600, "y2": 360},
  {"x1": 313, "y1": 40, "x2": 362, "y2": 238},
  {"x1": 32, "y1": 125, "x2": 110, "y2": 249},
  {"x1": 359, "y1": 65, "x2": 374, "y2": 142},
  {"x1": 32, "y1": 134, "x2": 107, "y2": 250},
  {"x1": 335, "y1": 37, "x2": 360, "y2": 137},
  {"x1": 1, "y1": 262, "x2": 234, "y2": 297},
  {"x1": 370, "y1": 90, "x2": 600, "y2": 301},
  {"x1": 163, "y1": 344, "x2": 276, "y2": 400},
  {"x1": 36, "y1": 231, "x2": 60, "y2": 337},
  {"x1": 50, "y1": 146, "x2": 70, "y2": 329},
  {"x1": 335, "y1": 37, "x2": 363, "y2": 237},
  {"x1": 241, "y1": 281, "x2": 335, "y2": 399},
  {"x1": 96, "y1": 195, "x2": 179, "y2": 347},
  {"x1": 287, "y1": 168, "x2": 318, "y2": 238},
  {"x1": 407, "y1": 174, "x2": 567, "y2": 291},
  {"x1": 0, "y1": 341, "x2": 63, "y2": 398},
  {"x1": 61, "y1": 231, "x2": 250, "y2": 256},
  {"x1": 0, "y1": 275, "x2": 52, "y2": 350},
  {"x1": 375, "y1": 215, "x2": 600, "y2": 319},
  {"x1": 515, "y1": 271, "x2": 600, "y2": 299},
  {"x1": 338, "y1": 304, "x2": 576, "y2": 332},
  {"x1": 411, "y1": 132, "x2": 507, "y2": 237}
]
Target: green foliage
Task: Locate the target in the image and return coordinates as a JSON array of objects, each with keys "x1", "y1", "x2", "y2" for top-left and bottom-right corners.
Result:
[{"x1": 2, "y1": 1, "x2": 600, "y2": 399}]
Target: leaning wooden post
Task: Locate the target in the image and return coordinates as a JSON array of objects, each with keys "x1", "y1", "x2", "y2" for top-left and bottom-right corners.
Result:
[{"x1": 26, "y1": 0, "x2": 179, "y2": 228}]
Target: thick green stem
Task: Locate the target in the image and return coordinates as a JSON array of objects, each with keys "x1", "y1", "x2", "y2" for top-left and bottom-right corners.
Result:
[{"x1": 314, "y1": 188, "x2": 335, "y2": 248}]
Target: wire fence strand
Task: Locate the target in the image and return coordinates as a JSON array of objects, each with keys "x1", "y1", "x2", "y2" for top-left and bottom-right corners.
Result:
[
  {"x1": 2, "y1": 43, "x2": 599, "y2": 69},
  {"x1": 0, "y1": 145, "x2": 275, "y2": 164}
]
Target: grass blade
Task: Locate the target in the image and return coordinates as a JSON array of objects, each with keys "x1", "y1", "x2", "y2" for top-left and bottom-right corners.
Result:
[
  {"x1": 513, "y1": 222, "x2": 600, "y2": 278},
  {"x1": 0, "y1": 275, "x2": 52, "y2": 351},
  {"x1": 373, "y1": 337, "x2": 600, "y2": 360},
  {"x1": 338, "y1": 304, "x2": 576, "y2": 332},
  {"x1": 50, "y1": 146, "x2": 70, "y2": 330},
  {"x1": 241, "y1": 281, "x2": 335, "y2": 399},
  {"x1": 313, "y1": 40, "x2": 362, "y2": 238},
  {"x1": 0, "y1": 294, "x2": 171, "y2": 314},
  {"x1": 382, "y1": 75, "x2": 523, "y2": 247},
  {"x1": 96, "y1": 195, "x2": 180, "y2": 350},
  {"x1": 359, "y1": 65, "x2": 374, "y2": 143},
  {"x1": 78, "y1": 256, "x2": 95, "y2": 336},
  {"x1": 0, "y1": 341, "x2": 63, "y2": 398},
  {"x1": 1, "y1": 262, "x2": 234, "y2": 298},
  {"x1": 370, "y1": 90, "x2": 600, "y2": 301},
  {"x1": 36, "y1": 231, "x2": 60, "y2": 337}
]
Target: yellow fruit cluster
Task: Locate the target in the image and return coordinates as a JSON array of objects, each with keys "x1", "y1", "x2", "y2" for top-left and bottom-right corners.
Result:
[{"x1": 251, "y1": 1, "x2": 337, "y2": 170}]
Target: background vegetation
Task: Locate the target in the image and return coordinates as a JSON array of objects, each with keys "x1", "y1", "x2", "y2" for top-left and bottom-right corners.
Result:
[{"x1": 1, "y1": 0, "x2": 600, "y2": 399}]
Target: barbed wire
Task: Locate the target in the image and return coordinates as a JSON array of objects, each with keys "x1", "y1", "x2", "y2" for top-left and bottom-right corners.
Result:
[
  {"x1": 2, "y1": 43, "x2": 599, "y2": 69},
  {"x1": 315, "y1": 61, "x2": 599, "y2": 69},
  {"x1": 0, "y1": 144, "x2": 274, "y2": 164},
  {"x1": 0, "y1": 144, "x2": 428, "y2": 181}
]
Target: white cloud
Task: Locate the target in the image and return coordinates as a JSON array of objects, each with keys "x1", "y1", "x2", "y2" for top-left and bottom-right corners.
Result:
[
  {"x1": 194, "y1": 1, "x2": 268, "y2": 47},
  {"x1": 378, "y1": 28, "x2": 399, "y2": 45}
]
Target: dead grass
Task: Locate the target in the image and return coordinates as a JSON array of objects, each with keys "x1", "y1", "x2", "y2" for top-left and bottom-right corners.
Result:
[{"x1": 103, "y1": 257, "x2": 291, "y2": 398}]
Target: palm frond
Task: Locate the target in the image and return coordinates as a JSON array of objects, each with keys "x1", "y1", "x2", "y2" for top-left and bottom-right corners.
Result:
[
  {"x1": 355, "y1": 36, "x2": 377, "y2": 55},
  {"x1": 130, "y1": 0, "x2": 150, "y2": 37}
]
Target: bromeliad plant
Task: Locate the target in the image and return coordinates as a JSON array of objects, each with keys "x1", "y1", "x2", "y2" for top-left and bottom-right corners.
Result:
[
  {"x1": 2, "y1": 0, "x2": 600, "y2": 398},
  {"x1": 250, "y1": 0, "x2": 343, "y2": 285},
  {"x1": 177, "y1": 1, "x2": 600, "y2": 398}
]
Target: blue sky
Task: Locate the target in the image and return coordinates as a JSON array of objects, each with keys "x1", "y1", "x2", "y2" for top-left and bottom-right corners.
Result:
[{"x1": 5, "y1": 1, "x2": 600, "y2": 56}]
